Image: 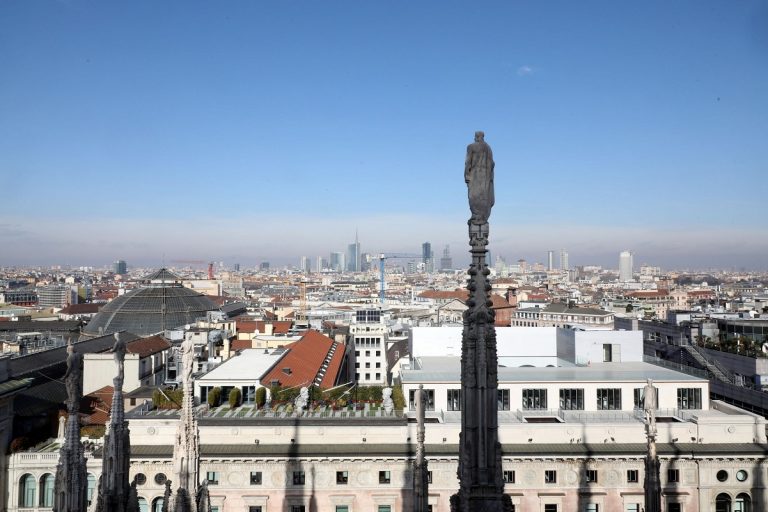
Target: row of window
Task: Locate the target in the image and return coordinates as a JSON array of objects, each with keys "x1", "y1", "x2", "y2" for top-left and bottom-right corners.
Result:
[
  {"x1": 355, "y1": 361, "x2": 382, "y2": 369},
  {"x1": 208, "y1": 470, "x2": 393, "y2": 486},
  {"x1": 355, "y1": 350, "x2": 381, "y2": 357},
  {"x1": 354, "y1": 337, "x2": 382, "y2": 347},
  {"x1": 274, "y1": 507, "x2": 392, "y2": 512},
  {"x1": 355, "y1": 372, "x2": 383, "y2": 381},
  {"x1": 411, "y1": 388, "x2": 703, "y2": 411}
]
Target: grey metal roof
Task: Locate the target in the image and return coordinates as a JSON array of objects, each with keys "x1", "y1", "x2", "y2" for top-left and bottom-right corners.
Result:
[
  {"x1": 9, "y1": 332, "x2": 139, "y2": 378},
  {"x1": 82, "y1": 285, "x2": 218, "y2": 336},
  {"x1": 402, "y1": 360, "x2": 706, "y2": 383}
]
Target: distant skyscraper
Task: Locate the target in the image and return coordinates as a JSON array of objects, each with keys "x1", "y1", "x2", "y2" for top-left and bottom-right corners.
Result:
[
  {"x1": 547, "y1": 251, "x2": 554, "y2": 271},
  {"x1": 619, "y1": 250, "x2": 634, "y2": 282},
  {"x1": 330, "y1": 252, "x2": 345, "y2": 272},
  {"x1": 113, "y1": 260, "x2": 127, "y2": 275},
  {"x1": 560, "y1": 249, "x2": 569, "y2": 271},
  {"x1": 300, "y1": 256, "x2": 310, "y2": 274},
  {"x1": 347, "y1": 231, "x2": 361, "y2": 272},
  {"x1": 316, "y1": 256, "x2": 324, "y2": 273},
  {"x1": 233, "y1": 263, "x2": 240, "y2": 272},
  {"x1": 440, "y1": 245, "x2": 453, "y2": 271},
  {"x1": 259, "y1": 262, "x2": 270, "y2": 271},
  {"x1": 422, "y1": 242, "x2": 433, "y2": 273}
]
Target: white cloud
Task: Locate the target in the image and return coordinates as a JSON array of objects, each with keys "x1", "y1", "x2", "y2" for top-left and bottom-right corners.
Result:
[{"x1": 516, "y1": 65, "x2": 535, "y2": 76}]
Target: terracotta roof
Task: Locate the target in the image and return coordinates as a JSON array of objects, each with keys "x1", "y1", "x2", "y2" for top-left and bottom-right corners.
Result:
[
  {"x1": 126, "y1": 335, "x2": 172, "y2": 358},
  {"x1": 236, "y1": 320, "x2": 292, "y2": 334},
  {"x1": 82, "y1": 385, "x2": 114, "y2": 426},
  {"x1": 261, "y1": 330, "x2": 344, "y2": 389},
  {"x1": 688, "y1": 290, "x2": 715, "y2": 297},
  {"x1": 59, "y1": 303, "x2": 102, "y2": 315},
  {"x1": 231, "y1": 339, "x2": 253, "y2": 351}
]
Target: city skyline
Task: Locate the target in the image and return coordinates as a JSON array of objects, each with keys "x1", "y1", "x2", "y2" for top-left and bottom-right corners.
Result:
[{"x1": 1, "y1": 2, "x2": 766, "y2": 270}]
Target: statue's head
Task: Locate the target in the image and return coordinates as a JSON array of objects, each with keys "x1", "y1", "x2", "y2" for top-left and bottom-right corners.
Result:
[{"x1": 474, "y1": 131, "x2": 485, "y2": 142}]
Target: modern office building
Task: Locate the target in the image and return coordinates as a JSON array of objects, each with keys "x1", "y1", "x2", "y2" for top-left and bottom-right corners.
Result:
[
  {"x1": 548, "y1": 250, "x2": 554, "y2": 271},
  {"x1": 560, "y1": 249, "x2": 569, "y2": 271},
  {"x1": 422, "y1": 242, "x2": 433, "y2": 273},
  {"x1": 330, "y1": 252, "x2": 345, "y2": 272},
  {"x1": 439, "y1": 245, "x2": 452, "y2": 271},
  {"x1": 351, "y1": 308, "x2": 388, "y2": 386},
  {"x1": 347, "y1": 233, "x2": 361, "y2": 272},
  {"x1": 113, "y1": 260, "x2": 127, "y2": 275},
  {"x1": 620, "y1": 250, "x2": 634, "y2": 282},
  {"x1": 36, "y1": 284, "x2": 75, "y2": 309}
]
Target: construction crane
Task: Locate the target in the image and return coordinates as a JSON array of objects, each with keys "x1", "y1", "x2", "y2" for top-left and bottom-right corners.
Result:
[
  {"x1": 378, "y1": 253, "x2": 422, "y2": 304},
  {"x1": 170, "y1": 260, "x2": 215, "y2": 279}
]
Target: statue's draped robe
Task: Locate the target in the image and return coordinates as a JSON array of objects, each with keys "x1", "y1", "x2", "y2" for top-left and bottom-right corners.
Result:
[{"x1": 465, "y1": 141, "x2": 495, "y2": 224}]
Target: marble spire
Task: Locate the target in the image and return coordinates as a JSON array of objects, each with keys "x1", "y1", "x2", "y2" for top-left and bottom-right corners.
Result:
[
  {"x1": 452, "y1": 132, "x2": 511, "y2": 512},
  {"x1": 413, "y1": 384, "x2": 429, "y2": 512},
  {"x1": 53, "y1": 341, "x2": 89, "y2": 512},
  {"x1": 643, "y1": 379, "x2": 661, "y2": 512},
  {"x1": 170, "y1": 336, "x2": 201, "y2": 512},
  {"x1": 95, "y1": 333, "x2": 136, "y2": 512}
]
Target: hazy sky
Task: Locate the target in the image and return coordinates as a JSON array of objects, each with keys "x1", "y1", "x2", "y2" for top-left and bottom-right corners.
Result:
[{"x1": 1, "y1": 1, "x2": 767, "y2": 270}]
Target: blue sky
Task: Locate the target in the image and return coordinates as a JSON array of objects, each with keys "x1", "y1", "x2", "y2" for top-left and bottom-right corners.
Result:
[{"x1": 1, "y1": 1, "x2": 767, "y2": 270}]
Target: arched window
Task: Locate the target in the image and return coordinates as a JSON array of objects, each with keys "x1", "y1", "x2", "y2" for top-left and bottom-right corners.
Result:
[
  {"x1": 39, "y1": 474, "x2": 55, "y2": 507},
  {"x1": 87, "y1": 474, "x2": 96, "y2": 506},
  {"x1": 735, "y1": 493, "x2": 751, "y2": 512},
  {"x1": 716, "y1": 493, "x2": 732, "y2": 512},
  {"x1": 152, "y1": 497, "x2": 165, "y2": 512},
  {"x1": 138, "y1": 497, "x2": 149, "y2": 512},
  {"x1": 19, "y1": 474, "x2": 36, "y2": 508}
]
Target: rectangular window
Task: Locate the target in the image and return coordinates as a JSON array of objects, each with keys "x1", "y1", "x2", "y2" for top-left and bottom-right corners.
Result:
[
  {"x1": 293, "y1": 471, "x2": 305, "y2": 485},
  {"x1": 627, "y1": 469, "x2": 639, "y2": 483},
  {"x1": 544, "y1": 505, "x2": 558, "y2": 512},
  {"x1": 335, "y1": 507, "x2": 349, "y2": 512},
  {"x1": 206, "y1": 471, "x2": 219, "y2": 485},
  {"x1": 365, "y1": 373, "x2": 370, "y2": 380},
  {"x1": 355, "y1": 351, "x2": 360, "y2": 357},
  {"x1": 677, "y1": 388, "x2": 702, "y2": 409},
  {"x1": 544, "y1": 470, "x2": 557, "y2": 483},
  {"x1": 409, "y1": 389, "x2": 435, "y2": 411},
  {"x1": 498, "y1": 389, "x2": 510, "y2": 410},
  {"x1": 559, "y1": 388, "x2": 584, "y2": 410},
  {"x1": 668, "y1": 469, "x2": 679, "y2": 483},
  {"x1": 378, "y1": 507, "x2": 392, "y2": 512},
  {"x1": 667, "y1": 504, "x2": 682, "y2": 512},
  {"x1": 365, "y1": 362, "x2": 370, "y2": 368},
  {"x1": 427, "y1": 471, "x2": 433, "y2": 484},
  {"x1": 376, "y1": 372, "x2": 381, "y2": 380},
  {"x1": 376, "y1": 350, "x2": 381, "y2": 356},
  {"x1": 250, "y1": 471, "x2": 262, "y2": 485},
  {"x1": 365, "y1": 350, "x2": 370, "y2": 356},
  {"x1": 447, "y1": 389, "x2": 461, "y2": 411},
  {"x1": 597, "y1": 388, "x2": 622, "y2": 410},
  {"x1": 503, "y1": 470, "x2": 515, "y2": 483},
  {"x1": 376, "y1": 362, "x2": 381, "y2": 368},
  {"x1": 523, "y1": 389, "x2": 548, "y2": 410},
  {"x1": 290, "y1": 506, "x2": 306, "y2": 512},
  {"x1": 211, "y1": 508, "x2": 219, "y2": 512},
  {"x1": 336, "y1": 471, "x2": 348, "y2": 484},
  {"x1": 603, "y1": 343, "x2": 612, "y2": 362},
  {"x1": 586, "y1": 505, "x2": 598, "y2": 512},
  {"x1": 626, "y1": 505, "x2": 640, "y2": 512},
  {"x1": 585, "y1": 469, "x2": 598, "y2": 483},
  {"x1": 379, "y1": 470, "x2": 391, "y2": 484},
  {"x1": 249, "y1": 507, "x2": 262, "y2": 512}
]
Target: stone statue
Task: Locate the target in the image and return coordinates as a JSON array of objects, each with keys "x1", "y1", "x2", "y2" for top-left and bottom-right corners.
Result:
[
  {"x1": 113, "y1": 332, "x2": 127, "y2": 384},
  {"x1": 64, "y1": 341, "x2": 83, "y2": 412},
  {"x1": 643, "y1": 378, "x2": 657, "y2": 427},
  {"x1": 182, "y1": 337, "x2": 195, "y2": 384},
  {"x1": 294, "y1": 386, "x2": 309, "y2": 413},
  {"x1": 382, "y1": 387, "x2": 394, "y2": 414},
  {"x1": 465, "y1": 131, "x2": 495, "y2": 226}
]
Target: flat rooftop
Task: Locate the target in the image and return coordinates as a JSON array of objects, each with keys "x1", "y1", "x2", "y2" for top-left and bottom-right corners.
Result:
[
  {"x1": 197, "y1": 348, "x2": 284, "y2": 382},
  {"x1": 401, "y1": 358, "x2": 707, "y2": 384}
]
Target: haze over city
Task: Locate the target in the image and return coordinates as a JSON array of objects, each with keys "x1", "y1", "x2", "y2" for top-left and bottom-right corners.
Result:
[{"x1": 1, "y1": 1, "x2": 767, "y2": 270}]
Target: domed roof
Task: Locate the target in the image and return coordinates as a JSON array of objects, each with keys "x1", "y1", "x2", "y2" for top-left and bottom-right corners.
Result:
[{"x1": 83, "y1": 275, "x2": 218, "y2": 336}]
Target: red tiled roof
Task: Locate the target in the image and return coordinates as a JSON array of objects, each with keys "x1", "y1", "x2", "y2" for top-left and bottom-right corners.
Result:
[
  {"x1": 261, "y1": 330, "x2": 343, "y2": 389},
  {"x1": 231, "y1": 339, "x2": 253, "y2": 351},
  {"x1": 688, "y1": 290, "x2": 715, "y2": 297},
  {"x1": 418, "y1": 289, "x2": 469, "y2": 300},
  {"x1": 82, "y1": 385, "x2": 114, "y2": 426},
  {"x1": 236, "y1": 320, "x2": 292, "y2": 334},
  {"x1": 59, "y1": 303, "x2": 102, "y2": 315},
  {"x1": 126, "y1": 335, "x2": 172, "y2": 358}
]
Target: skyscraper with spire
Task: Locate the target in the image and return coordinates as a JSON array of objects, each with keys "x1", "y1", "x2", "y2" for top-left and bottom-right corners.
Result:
[{"x1": 347, "y1": 230, "x2": 361, "y2": 272}]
